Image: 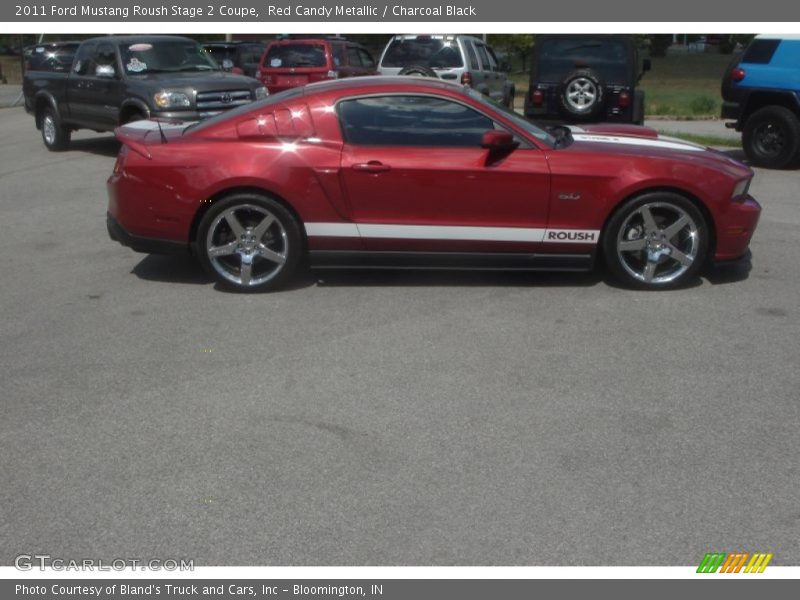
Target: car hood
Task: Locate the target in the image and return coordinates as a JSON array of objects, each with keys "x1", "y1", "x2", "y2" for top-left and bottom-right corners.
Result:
[
  {"x1": 128, "y1": 71, "x2": 260, "y2": 90},
  {"x1": 563, "y1": 124, "x2": 750, "y2": 176}
]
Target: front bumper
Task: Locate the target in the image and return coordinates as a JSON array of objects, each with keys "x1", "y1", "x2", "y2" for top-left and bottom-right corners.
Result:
[
  {"x1": 107, "y1": 213, "x2": 188, "y2": 255},
  {"x1": 714, "y1": 195, "x2": 761, "y2": 261}
]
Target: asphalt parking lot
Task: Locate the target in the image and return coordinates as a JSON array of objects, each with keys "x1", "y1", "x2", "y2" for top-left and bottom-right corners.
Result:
[{"x1": 1, "y1": 104, "x2": 798, "y2": 566}]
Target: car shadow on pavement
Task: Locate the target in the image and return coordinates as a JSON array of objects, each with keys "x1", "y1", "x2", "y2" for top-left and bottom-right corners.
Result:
[
  {"x1": 68, "y1": 135, "x2": 121, "y2": 157},
  {"x1": 131, "y1": 254, "x2": 749, "y2": 291},
  {"x1": 704, "y1": 253, "x2": 753, "y2": 285},
  {"x1": 132, "y1": 254, "x2": 211, "y2": 285},
  {"x1": 131, "y1": 254, "x2": 318, "y2": 292}
]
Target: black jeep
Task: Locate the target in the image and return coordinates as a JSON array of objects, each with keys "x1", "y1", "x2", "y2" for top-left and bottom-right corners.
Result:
[{"x1": 524, "y1": 35, "x2": 650, "y2": 124}]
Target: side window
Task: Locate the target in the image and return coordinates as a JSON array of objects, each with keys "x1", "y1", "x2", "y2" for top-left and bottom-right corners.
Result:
[
  {"x1": 93, "y1": 43, "x2": 117, "y2": 77},
  {"x1": 464, "y1": 41, "x2": 480, "y2": 70},
  {"x1": 346, "y1": 46, "x2": 362, "y2": 67},
  {"x1": 332, "y1": 43, "x2": 346, "y2": 67},
  {"x1": 72, "y1": 43, "x2": 95, "y2": 76},
  {"x1": 357, "y1": 48, "x2": 375, "y2": 68},
  {"x1": 474, "y1": 44, "x2": 491, "y2": 72},
  {"x1": 338, "y1": 95, "x2": 493, "y2": 147},
  {"x1": 486, "y1": 46, "x2": 500, "y2": 71}
]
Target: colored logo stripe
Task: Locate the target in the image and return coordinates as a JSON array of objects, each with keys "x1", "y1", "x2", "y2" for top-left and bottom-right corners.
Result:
[{"x1": 697, "y1": 552, "x2": 773, "y2": 573}]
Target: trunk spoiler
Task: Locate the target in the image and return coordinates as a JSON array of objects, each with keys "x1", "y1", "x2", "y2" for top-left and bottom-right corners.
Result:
[{"x1": 114, "y1": 118, "x2": 188, "y2": 160}]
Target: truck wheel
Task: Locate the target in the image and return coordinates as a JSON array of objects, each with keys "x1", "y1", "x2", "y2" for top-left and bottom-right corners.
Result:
[
  {"x1": 742, "y1": 106, "x2": 800, "y2": 169},
  {"x1": 41, "y1": 107, "x2": 71, "y2": 151}
]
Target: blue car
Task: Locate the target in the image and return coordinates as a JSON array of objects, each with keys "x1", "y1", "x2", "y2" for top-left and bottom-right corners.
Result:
[{"x1": 722, "y1": 35, "x2": 800, "y2": 169}]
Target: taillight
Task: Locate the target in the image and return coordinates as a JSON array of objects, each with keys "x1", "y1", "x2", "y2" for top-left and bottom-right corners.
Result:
[
  {"x1": 461, "y1": 71, "x2": 472, "y2": 86},
  {"x1": 618, "y1": 91, "x2": 631, "y2": 108},
  {"x1": 731, "y1": 67, "x2": 746, "y2": 82},
  {"x1": 531, "y1": 89, "x2": 544, "y2": 105}
]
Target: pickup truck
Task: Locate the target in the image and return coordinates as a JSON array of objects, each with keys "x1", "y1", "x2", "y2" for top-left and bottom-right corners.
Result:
[{"x1": 24, "y1": 35, "x2": 267, "y2": 151}]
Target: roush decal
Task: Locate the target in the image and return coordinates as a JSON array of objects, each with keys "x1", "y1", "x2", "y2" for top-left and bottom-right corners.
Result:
[
  {"x1": 542, "y1": 229, "x2": 599, "y2": 243},
  {"x1": 304, "y1": 223, "x2": 599, "y2": 244}
]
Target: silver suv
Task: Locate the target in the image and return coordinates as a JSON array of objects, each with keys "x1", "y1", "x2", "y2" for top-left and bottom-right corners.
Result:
[{"x1": 377, "y1": 34, "x2": 515, "y2": 108}]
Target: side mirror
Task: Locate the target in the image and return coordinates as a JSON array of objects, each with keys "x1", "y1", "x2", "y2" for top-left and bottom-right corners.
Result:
[
  {"x1": 643, "y1": 58, "x2": 652, "y2": 72},
  {"x1": 95, "y1": 64, "x2": 116, "y2": 78},
  {"x1": 221, "y1": 59, "x2": 234, "y2": 71},
  {"x1": 481, "y1": 130, "x2": 519, "y2": 152}
]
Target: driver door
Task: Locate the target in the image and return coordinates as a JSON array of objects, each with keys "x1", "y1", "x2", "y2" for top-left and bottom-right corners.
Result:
[{"x1": 337, "y1": 94, "x2": 551, "y2": 253}]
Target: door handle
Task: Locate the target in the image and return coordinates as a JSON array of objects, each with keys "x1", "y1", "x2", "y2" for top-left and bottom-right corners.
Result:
[{"x1": 352, "y1": 161, "x2": 391, "y2": 173}]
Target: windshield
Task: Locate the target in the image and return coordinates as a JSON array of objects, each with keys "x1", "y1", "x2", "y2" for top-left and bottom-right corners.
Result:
[
  {"x1": 264, "y1": 43, "x2": 327, "y2": 69},
  {"x1": 204, "y1": 46, "x2": 237, "y2": 63},
  {"x1": 537, "y1": 39, "x2": 629, "y2": 83},
  {"x1": 119, "y1": 40, "x2": 220, "y2": 75},
  {"x1": 464, "y1": 87, "x2": 557, "y2": 147},
  {"x1": 381, "y1": 37, "x2": 464, "y2": 69}
]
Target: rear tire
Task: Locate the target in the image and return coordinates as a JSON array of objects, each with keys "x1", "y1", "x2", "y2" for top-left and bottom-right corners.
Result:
[
  {"x1": 742, "y1": 105, "x2": 800, "y2": 169},
  {"x1": 196, "y1": 193, "x2": 303, "y2": 293},
  {"x1": 41, "y1": 107, "x2": 71, "y2": 151}
]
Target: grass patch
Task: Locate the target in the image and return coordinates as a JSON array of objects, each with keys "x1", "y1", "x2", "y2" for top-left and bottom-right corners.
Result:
[
  {"x1": 512, "y1": 52, "x2": 734, "y2": 119},
  {"x1": 641, "y1": 53, "x2": 731, "y2": 118},
  {"x1": 658, "y1": 130, "x2": 741, "y2": 148}
]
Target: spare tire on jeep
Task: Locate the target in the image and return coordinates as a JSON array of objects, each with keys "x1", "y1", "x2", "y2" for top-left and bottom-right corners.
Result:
[
  {"x1": 559, "y1": 69, "x2": 605, "y2": 119},
  {"x1": 398, "y1": 65, "x2": 438, "y2": 78}
]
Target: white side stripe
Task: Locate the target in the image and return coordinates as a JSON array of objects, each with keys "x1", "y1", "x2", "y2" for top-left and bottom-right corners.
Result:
[
  {"x1": 359, "y1": 224, "x2": 546, "y2": 242},
  {"x1": 304, "y1": 223, "x2": 360, "y2": 237},
  {"x1": 571, "y1": 133, "x2": 705, "y2": 152},
  {"x1": 304, "y1": 223, "x2": 600, "y2": 244}
]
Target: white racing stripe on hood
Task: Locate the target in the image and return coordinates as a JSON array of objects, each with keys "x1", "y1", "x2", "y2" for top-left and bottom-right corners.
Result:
[{"x1": 571, "y1": 133, "x2": 705, "y2": 152}]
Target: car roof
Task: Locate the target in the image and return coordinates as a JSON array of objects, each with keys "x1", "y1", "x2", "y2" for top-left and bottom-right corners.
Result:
[
  {"x1": 302, "y1": 75, "x2": 463, "y2": 94},
  {"x1": 84, "y1": 35, "x2": 198, "y2": 46},
  {"x1": 535, "y1": 34, "x2": 635, "y2": 44},
  {"x1": 390, "y1": 34, "x2": 482, "y2": 42}
]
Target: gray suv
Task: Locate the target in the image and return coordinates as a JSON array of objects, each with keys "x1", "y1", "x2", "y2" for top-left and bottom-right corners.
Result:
[{"x1": 377, "y1": 34, "x2": 515, "y2": 108}]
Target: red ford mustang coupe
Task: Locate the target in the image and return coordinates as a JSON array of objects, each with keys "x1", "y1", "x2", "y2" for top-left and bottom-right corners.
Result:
[{"x1": 107, "y1": 77, "x2": 760, "y2": 292}]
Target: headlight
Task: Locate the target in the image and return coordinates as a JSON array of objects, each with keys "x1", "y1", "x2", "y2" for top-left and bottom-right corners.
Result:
[
  {"x1": 254, "y1": 86, "x2": 268, "y2": 100},
  {"x1": 732, "y1": 178, "x2": 751, "y2": 201},
  {"x1": 153, "y1": 91, "x2": 191, "y2": 109}
]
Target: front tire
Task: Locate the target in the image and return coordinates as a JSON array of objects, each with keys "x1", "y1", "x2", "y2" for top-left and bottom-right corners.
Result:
[
  {"x1": 742, "y1": 105, "x2": 800, "y2": 169},
  {"x1": 196, "y1": 193, "x2": 303, "y2": 293},
  {"x1": 41, "y1": 107, "x2": 71, "y2": 151},
  {"x1": 603, "y1": 192, "x2": 709, "y2": 290}
]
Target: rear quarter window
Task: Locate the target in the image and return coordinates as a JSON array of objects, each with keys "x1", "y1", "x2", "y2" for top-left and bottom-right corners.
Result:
[{"x1": 741, "y1": 39, "x2": 781, "y2": 64}]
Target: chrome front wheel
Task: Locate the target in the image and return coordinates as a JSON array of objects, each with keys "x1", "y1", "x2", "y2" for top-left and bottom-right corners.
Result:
[{"x1": 604, "y1": 194, "x2": 709, "y2": 289}]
